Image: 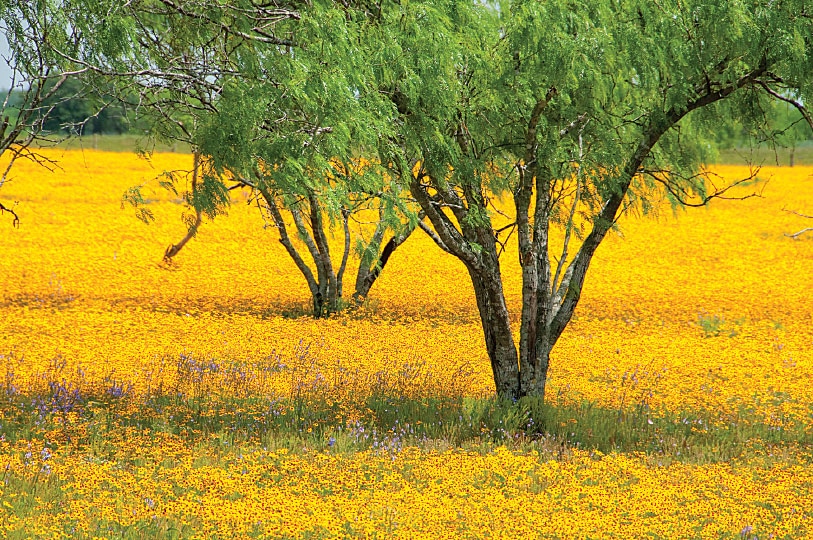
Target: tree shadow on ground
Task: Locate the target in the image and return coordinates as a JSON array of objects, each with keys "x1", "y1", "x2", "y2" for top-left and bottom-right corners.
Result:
[{"x1": 0, "y1": 292, "x2": 483, "y2": 324}]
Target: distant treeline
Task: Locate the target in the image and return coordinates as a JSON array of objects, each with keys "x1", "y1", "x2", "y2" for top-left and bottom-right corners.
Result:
[
  {"x1": 712, "y1": 99, "x2": 813, "y2": 150},
  {"x1": 4, "y1": 78, "x2": 136, "y2": 135},
  {"x1": 5, "y1": 80, "x2": 813, "y2": 147}
]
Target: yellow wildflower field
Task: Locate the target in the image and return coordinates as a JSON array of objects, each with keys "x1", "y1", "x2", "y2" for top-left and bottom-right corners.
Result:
[{"x1": 0, "y1": 149, "x2": 811, "y2": 538}]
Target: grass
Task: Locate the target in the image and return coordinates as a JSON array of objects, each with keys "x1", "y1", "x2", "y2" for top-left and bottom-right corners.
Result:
[
  {"x1": 715, "y1": 141, "x2": 813, "y2": 166},
  {"x1": 36, "y1": 133, "x2": 192, "y2": 154},
  {"x1": 2, "y1": 380, "x2": 808, "y2": 466}
]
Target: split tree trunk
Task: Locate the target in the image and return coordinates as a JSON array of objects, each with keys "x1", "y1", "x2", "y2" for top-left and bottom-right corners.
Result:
[
  {"x1": 255, "y1": 184, "x2": 345, "y2": 317},
  {"x1": 352, "y1": 213, "x2": 445, "y2": 303},
  {"x1": 257, "y1": 181, "x2": 417, "y2": 316}
]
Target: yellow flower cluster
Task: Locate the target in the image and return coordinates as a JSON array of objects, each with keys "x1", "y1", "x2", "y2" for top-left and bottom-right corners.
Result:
[
  {"x1": 0, "y1": 149, "x2": 811, "y2": 537},
  {"x1": 1, "y1": 436, "x2": 811, "y2": 539}
]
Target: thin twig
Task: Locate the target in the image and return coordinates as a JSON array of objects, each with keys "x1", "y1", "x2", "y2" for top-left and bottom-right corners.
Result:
[{"x1": 785, "y1": 228, "x2": 813, "y2": 239}]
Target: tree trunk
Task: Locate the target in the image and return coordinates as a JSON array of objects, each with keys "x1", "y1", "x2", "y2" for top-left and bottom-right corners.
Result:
[
  {"x1": 467, "y1": 261, "x2": 520, "y2": 400},
  {"x1": 256, "y1": 186, "x2": 340, "y2": 318},
  {"x1": 336, "y1": 208, "x2": 351, "y2": 299},
  {"x1": 352, "y1": 211, "x2": 450, "y2": 303},
  {"x1": 525, "y1": 336, "x2": 552, "y2": 397},
  {"x1": 353, "y1": 234, "x2": 398, "y2": 301},
  {"x1": 352, "y1": 222, "x2": 420, "y2": 302}
]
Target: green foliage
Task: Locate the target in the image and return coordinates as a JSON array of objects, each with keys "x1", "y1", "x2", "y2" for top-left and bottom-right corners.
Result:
[
  {"x1": 698, "y1": 313, "x2": 725, "y2": 337},
  {"x1": 50, "y1": 0, "x2": 813, "y2": 238},
  {"x1": 713, "y1": 99, "x2": 813, "y2": 151},
  {"x1": 698, "y1": 313, "x2": 747, "y2": 338},
  {"x1": 120, "y1": 185, "x2": 154, "y2": 224},
  {"x1": 37, "y1": 78, "x2": 130, "y2": 135}
]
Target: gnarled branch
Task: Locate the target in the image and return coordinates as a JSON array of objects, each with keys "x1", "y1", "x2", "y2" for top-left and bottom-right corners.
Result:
[{"x1": 164, "y1": 151, "x2": 203, "y2": 261}]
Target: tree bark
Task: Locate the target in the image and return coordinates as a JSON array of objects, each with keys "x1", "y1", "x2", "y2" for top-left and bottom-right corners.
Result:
[
  {"x1": 353, "y1": 234, "x2": 399, "y2": 302},
  {"x1": 336, "y1": 208, "x2": 351, "y2": 299},
  {"x1": 260, "y1": 189, "x2": 320, "y2": 306},
  {"x1": 307, "y1": 193, "x2": 339, "y2": 313},
  {"x1": 467, "y1": 262, "x2": 520, "y2": 400}
]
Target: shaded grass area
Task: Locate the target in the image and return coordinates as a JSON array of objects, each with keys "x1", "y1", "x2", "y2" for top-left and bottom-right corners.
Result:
[
  {"x1": 1, "y1": 381, "x2": 810, "y2": 539},
  {"x1": 1, "y1": 384, "x2": 809, "y2": 465},
  {"x1": 715, "y1": 142, "x2": 813, "y2": 166},
  {"x1": 36, "y1": 133, "x2": 191, "y2": 154}
]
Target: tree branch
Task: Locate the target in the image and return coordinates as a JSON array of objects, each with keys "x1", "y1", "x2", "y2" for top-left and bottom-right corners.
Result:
[
  {"x1": 164, "y1": 152, "x2": 203, "y2": 261},
  {"x1": 552, "y1": 133, "x2": 584, "y2": 295},
  {"x1": 786, "y1": 227, "x2": 813, "y2": 239},
  {"x1": 156, "y1": 0, "x2": 298, "y2": 46},
  {"x1": 0, "y1": 201, "x2": 20, "y2": 228},
  {"x1": 642, "y1": 167, "x2": 763, "y2": 208},
  {"x1": 410, "y1": 175, "x2": 481, "y2": 268},
  {"x1": 417, "y1": 219, "x2": 452, "y2": 254},
  {"x1": 336, "y1": 208, "x2": 351, "y2": 298},
  {"x1": 260, "y1": 187, "x2": 319, "y2": 297},
  {"x1": 756, "y1": 81, "x2": 813, "y2": 132},
  {"x1": 783, "y1": 206, "x2": 813, "y2": 239},
  {"x1": 548, "y1": 60, "x2": 770, "y2": 343}
]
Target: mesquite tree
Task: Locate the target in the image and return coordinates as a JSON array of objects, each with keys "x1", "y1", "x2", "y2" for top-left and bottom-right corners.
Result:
[
  {"x1": 50, "y1": 0, "x2": 418, "y2": 315},
  {"x1": 182, "y1": 5, "x2": 411, "y2": 315},
  {"x1": 369, "y1": 0, "x2": 813, "y2": 400},
  {"x1": 32, "y1": 0, "x2": 812, "y2": 392}
]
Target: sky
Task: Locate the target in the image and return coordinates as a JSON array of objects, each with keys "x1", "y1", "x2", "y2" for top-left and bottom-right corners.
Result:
[{"x1": 0, "y1": 34, "x2": 14, "y2": 91}]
